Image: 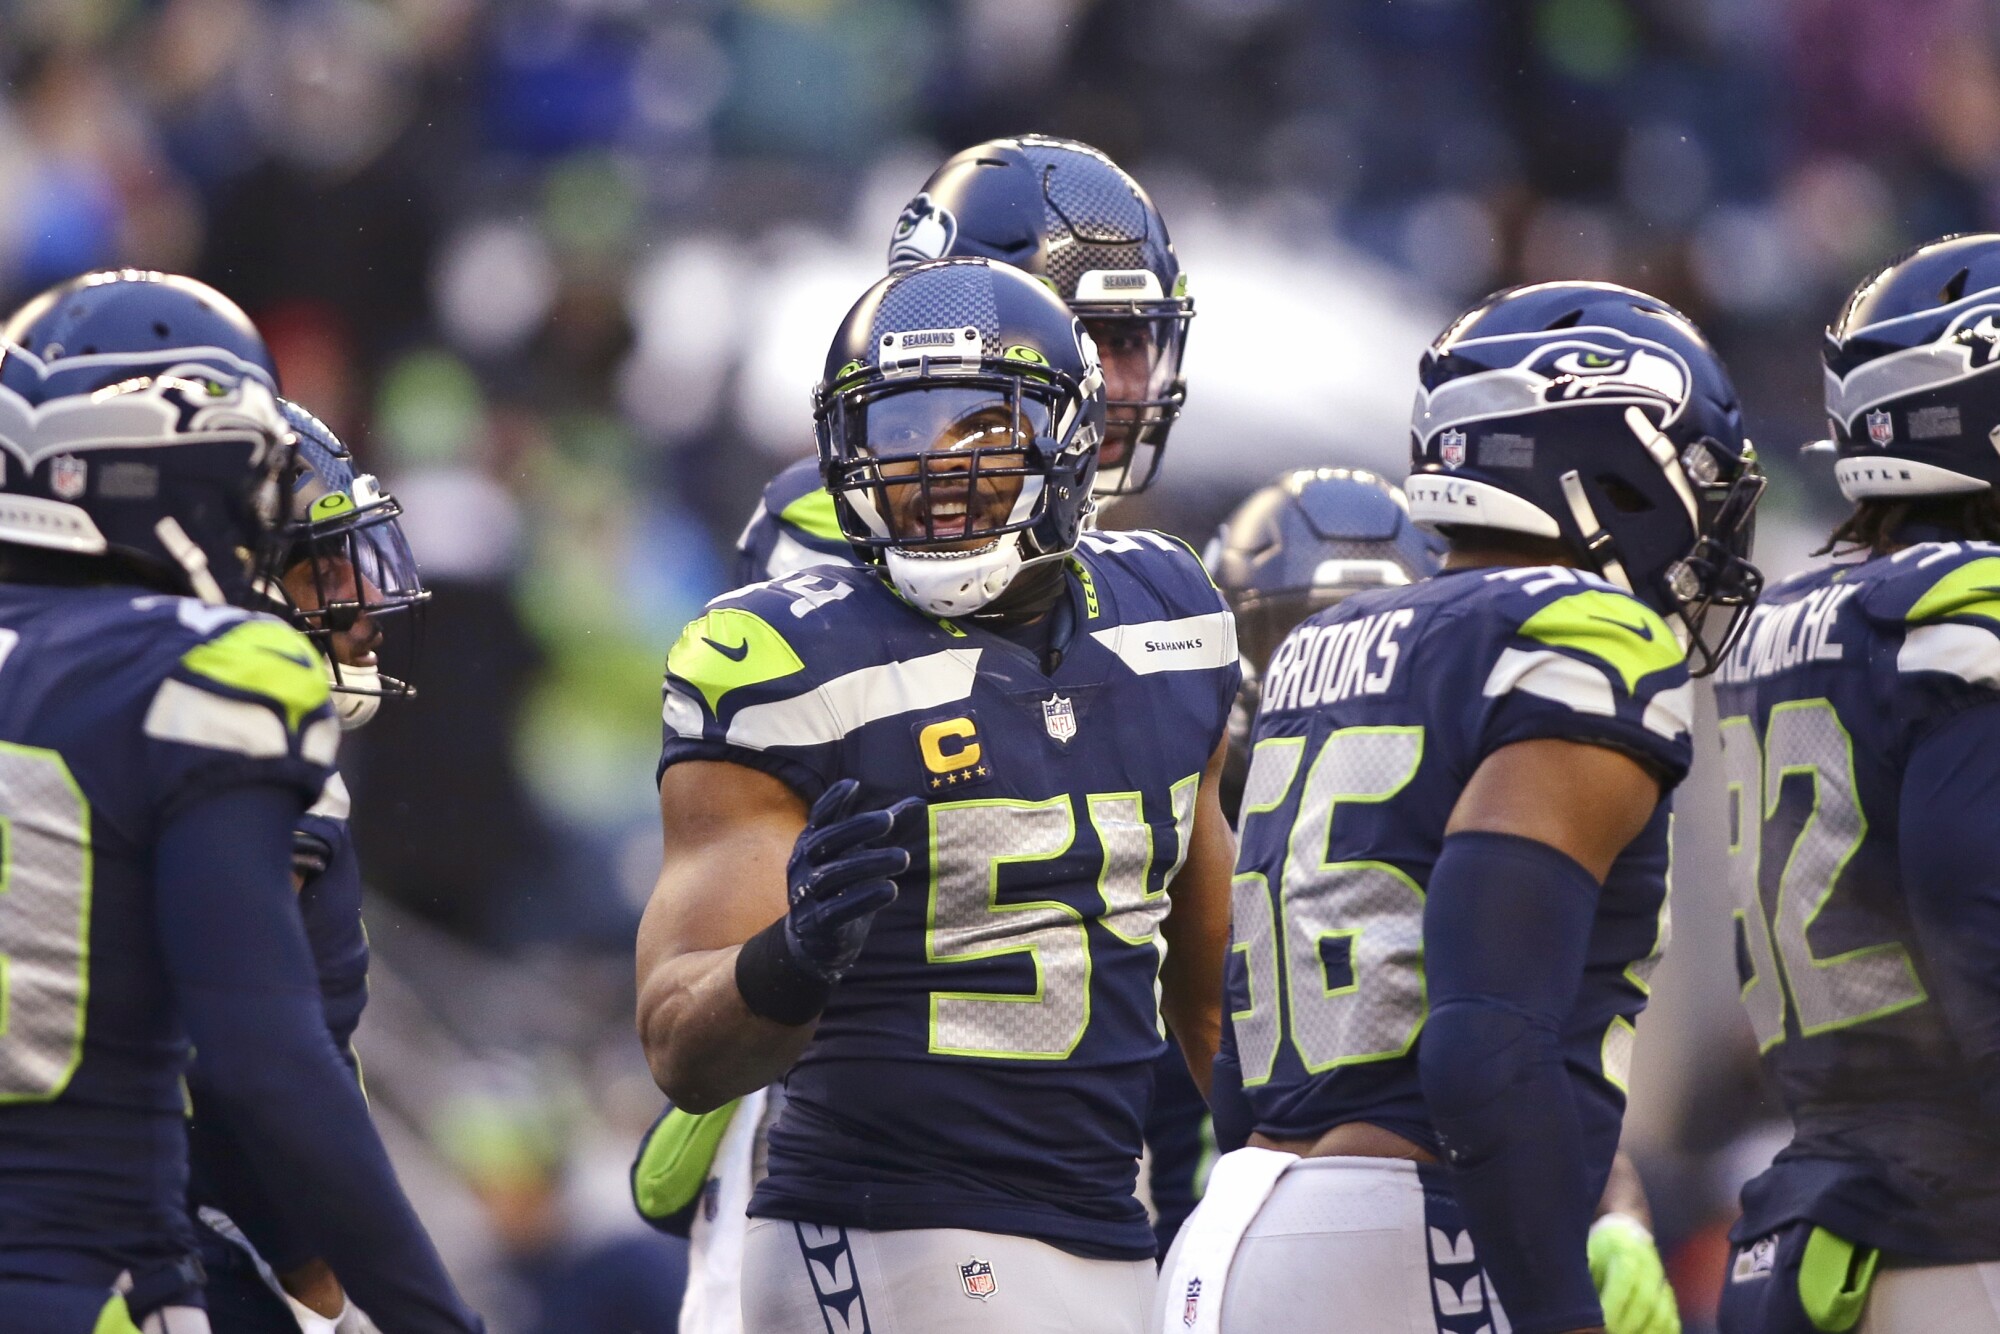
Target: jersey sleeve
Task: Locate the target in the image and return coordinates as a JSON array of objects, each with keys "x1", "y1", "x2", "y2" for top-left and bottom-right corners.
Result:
[
  {"x1": 657, "y1": 586, "x2": 846, "y2": 802},
  {"x1": 1088, "y1": 529, "x2": 1243, "y2": 751},
  {"x1": 142, "y1": 615, "x2": 340, "y2": 822},
  {"x1": 1869, "y1": 546, "x2": 2000, "y2": 729},
  {"x1": 734, "y1": 459, "x2": 858, "y2": 585},
  {"x1": 1471, "y1": 579, "x2": 1694, "y2": 785}
]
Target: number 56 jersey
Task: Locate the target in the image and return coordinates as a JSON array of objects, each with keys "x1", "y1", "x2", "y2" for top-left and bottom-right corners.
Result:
[
  {"x1": 1714, "y1": 542, "x2": 2000, "y2": 1262},
  {"x1": 658, "y1": 532, "x2": 1239, "y2": 1261},
  {"x1": 1227, "y1": 565, "x2": 1691, "y2": 1171}
]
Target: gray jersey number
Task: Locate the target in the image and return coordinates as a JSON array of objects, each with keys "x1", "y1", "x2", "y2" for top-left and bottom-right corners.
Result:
[{"x1": 0, "y1": 743, "x2": 92, "y2": 1102}]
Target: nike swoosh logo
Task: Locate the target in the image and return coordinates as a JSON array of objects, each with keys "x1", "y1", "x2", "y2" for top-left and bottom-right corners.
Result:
[
  {"x1": 1588, "y1": 613, "x2": 1654, "y2": 641},
  {"x1": 703, "y1": 637, "x2": 750, "y2": 662},
  {"x1": 256, "y1": 645, "x2": 315, "y2": 669}
]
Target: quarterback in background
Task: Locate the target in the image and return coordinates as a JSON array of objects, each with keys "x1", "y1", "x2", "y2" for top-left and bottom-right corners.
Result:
[
  {"x1": 1715, "y1": 233, "x2": 2000, "y2": 1334},
  {"x1": 1159, "y1": 281, "x2": 1763, "y2": 1334},
  {"x1": 637, "y1": 256, "x2": 1238, "y2": 1333}
]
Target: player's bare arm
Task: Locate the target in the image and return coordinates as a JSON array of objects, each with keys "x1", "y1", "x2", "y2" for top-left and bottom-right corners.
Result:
[
  {"x1": 1446, "y1": 736, "x2": 1659, "y2": 879},
  {"x1": 637, "y1": 760, "x2": 813, "y2": 1112},
  {"x1": 1158, "y1": 737, "x2": 1234, "y2": 1098}
]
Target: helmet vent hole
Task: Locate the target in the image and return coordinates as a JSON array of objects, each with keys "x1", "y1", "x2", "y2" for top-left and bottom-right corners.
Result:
[
  {"x1": 152, "y1": 322, "x2": 170, "y2": 339},
  {"x1": 1545, "y1": 308, "x2": 1586, "y2": 330},
  {"x1": 1596, "y1": 475, "x2": 1654, "y2": 513},
  {"x1": 976, "y1": 158, "x2": 1010, "y2": 167},
  {"x1": 1941, "y1": 267, "x2": 1970, "y2": 304}
]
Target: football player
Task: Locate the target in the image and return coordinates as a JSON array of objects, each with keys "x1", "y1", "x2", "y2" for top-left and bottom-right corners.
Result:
[
  {"x1": 1156, "y1": 281, "x2": 1764, "y2": 1334},
  {"x1": 636, "y1": 257, "x2": 1239, "y2": 1333},
  {"x1": 0, "y1": 271, "x2": 481, "y2": 1334},
  {"x1": 1714, "y1": 234, "x2": 2000, "y2": 1333},
  {"x1": 640, "y1": 137, "x2": 1206, "y2": 1316},
  {"x1": 187, "y1": 401, "x2": 429, "y2": 1333}
]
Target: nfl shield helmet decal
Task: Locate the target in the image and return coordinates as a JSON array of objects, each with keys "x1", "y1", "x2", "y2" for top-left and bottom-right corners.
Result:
[
  {"x1": 49, "y1": 455, "x2": 86, "y2": 500},
  {"x1": 1439, "y1": 429, "x2": 1468, "y2": 469},
  {"x1": 959, "y1": 1257, "x2": 997, "y2": 1301},
  {"x1": 1042, "y1": 693, "x2": 1078, "y2": 743},
  {"x1": 1866, "y1": 409, "x2": 1894, "y2": 447}
]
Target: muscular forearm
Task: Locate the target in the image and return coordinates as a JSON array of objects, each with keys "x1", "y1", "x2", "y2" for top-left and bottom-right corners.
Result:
[
  {"x1": 1160, "y1": 962, "x2": 1220, "y2": 1099},
  {"x1": 638, "y1": 942, "x2": 815, "y2": 1112}
]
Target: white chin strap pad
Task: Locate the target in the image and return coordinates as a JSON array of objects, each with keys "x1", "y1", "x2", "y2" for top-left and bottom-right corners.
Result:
[
  {"x1": 885, "y1": 535, "x2": 1026, "y2": 617},
  {"x1": 331, "y1": 660, "x2": 382, "y2": 731}
]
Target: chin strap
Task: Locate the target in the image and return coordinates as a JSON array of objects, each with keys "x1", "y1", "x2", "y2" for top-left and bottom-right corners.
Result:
[
  {"x1": 154, "y1": 517, "x2": 228, "y2": 605},
  {"x1": 1556, "y1": 470, "x2": 1633, "y2": 593}
]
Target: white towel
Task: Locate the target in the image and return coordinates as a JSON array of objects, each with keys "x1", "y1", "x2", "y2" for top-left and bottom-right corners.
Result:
[
  {"x1": 1159, "y1": 1146, "x2": 1295, "y2": 1334},
  {"x1": 679, "y1": 1086, "x2": 769, "y2": 1334}
]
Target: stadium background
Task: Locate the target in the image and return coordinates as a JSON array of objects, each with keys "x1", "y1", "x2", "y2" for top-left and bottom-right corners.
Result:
[{"x1": 0, "y1": 0, "x2": 1989, "y2": 1328}]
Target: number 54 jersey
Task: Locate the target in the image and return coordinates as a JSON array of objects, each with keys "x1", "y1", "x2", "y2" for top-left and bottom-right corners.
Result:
[
  {"x1": 658, "y1": 532, "x2": 1239, "y2": 1261},
  {"x1": 1227, "y1": 565, "x2": 1691, "y2": 1172},
  {"x1": 1714, "y1": 542, "x2": 2000, "y2": 1262}
]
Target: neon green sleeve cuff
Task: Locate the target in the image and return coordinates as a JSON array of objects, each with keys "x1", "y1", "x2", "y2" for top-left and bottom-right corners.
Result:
[{"x1": 632, "y1": 1101, "x2": 740, "y2": 1221}]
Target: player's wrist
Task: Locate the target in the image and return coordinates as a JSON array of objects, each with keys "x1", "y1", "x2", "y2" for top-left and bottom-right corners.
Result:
[{"x1": 734, "y1": 915, "x2": 834, "y2": 1025}]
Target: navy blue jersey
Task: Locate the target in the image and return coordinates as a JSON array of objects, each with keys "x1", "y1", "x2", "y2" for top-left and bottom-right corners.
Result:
[
  {"x1": 732, "y1": 458, "x2": 857, "y2": 587},
  {"x1": 659, "y1": 530, "x2": 1239, "y2": 1259},
  {"x1": 0, "y1": 585, "x2": 337, "y2": 1287},
  {"x1": 1228, "y1": 565, "x2": 1687, "y2": 1164},
  {"x1": 1715, "y1": 543, "x2": 2000, "y2": 1261}
]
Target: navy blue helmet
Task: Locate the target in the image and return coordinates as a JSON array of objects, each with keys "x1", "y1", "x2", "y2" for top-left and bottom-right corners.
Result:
[
  {"x1": 1407, "y1": 281, "x2": 1765, "y2": 674},
  {"x1": 1822, "y1": 232, "x2": 2000, "y2": 500},
  {"x1": 0, "y1": 270, "x2": 289, "y2": 605},
  {"x1": 888, "y1": 135, "x2": 1190, "y2": 498},
  {"x1": 1206, "y1": 467, "x2": 1443, "y2": 673},
  {"x1": 260, "y1": 400, "x2": 427, "y2": 726},
  {"x1": 814, "y1": 257, "x2": 1105, "y2": 618}
]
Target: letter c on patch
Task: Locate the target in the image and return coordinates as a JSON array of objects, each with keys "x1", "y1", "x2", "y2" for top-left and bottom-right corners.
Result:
[{"x1": 919, "y1": 717, "x2": 981, "y2": 773}]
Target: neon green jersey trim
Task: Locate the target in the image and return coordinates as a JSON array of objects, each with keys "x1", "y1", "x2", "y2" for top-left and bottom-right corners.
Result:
[
  {"x1": 1517, "y1": 589, "x2": 1682, "y2": 693},
  {"x1": 778, "y1": 487, "x2": 846, "y2": 544},
  {"x1": 632, "y1": 1102, "x2": 740, "y2": 1221},
  {"x1": 1906, "y1": 556, "x2": 2000, "y2": 625},
  {"x1": 1797, "y1": 1226, "x2": 1878, "y2": 1332},
  {"x1": 180, "y1": 620, "x2": 330, "y2": 731},
  {"x1": 666, "y1": 608, "x2": 804, "y2": 713}
]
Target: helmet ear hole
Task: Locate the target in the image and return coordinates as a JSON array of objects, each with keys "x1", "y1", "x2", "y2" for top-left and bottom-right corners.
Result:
[
  {"x1": 1941, "y1": 267, "x2": 1970, "y2": 304},
  {"x1": 1597, "y1": 475, "x2": 1654, "y2": 514},
  {"x1": 1545, "y1": 308, "x2": 1585, "y2": 330}
]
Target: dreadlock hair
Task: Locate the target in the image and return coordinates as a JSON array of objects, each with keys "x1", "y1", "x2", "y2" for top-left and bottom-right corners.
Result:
[{"x1": 1816, "y1": 491, "x2": 2000, "y2": 558}]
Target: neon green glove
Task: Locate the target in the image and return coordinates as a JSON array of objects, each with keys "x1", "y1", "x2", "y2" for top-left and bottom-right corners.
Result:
[
  {"x1": 631, "y1": 1101, "x2": 740, "y2": 1224},
  {"x1": 1588, "y1": 1213, "x2": 1680, "y2": 1334}
]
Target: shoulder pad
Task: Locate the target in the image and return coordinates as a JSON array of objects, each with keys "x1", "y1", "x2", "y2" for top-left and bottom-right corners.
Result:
[
  {"x1": 145, "y1": 615, "x2": 337, "y2": 764},
  {"x1": 1475, "y1": 566, "x2": 1692, "y2": 741},
  {"x1": 1076, "y1": 528, "x2": 1225, "y2": 612},
  {"x1": 1863, "y1": 543, "x2": 2000, "y2": 688}
]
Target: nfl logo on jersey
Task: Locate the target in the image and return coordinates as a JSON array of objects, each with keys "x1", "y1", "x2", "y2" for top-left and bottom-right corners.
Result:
[
  {"x1": 959, "y1": 1258, "x2": 997, "y2": 1301},
  {"x1": 1866, "y1": 409, "x2": 1894, "y2": 446},
  {"x1": 1042, "y1": 694, "x2": 1077, "y2": 743},
  {"x1": 1439, "y1": 429, "x2": 1468, "y2": 468}
]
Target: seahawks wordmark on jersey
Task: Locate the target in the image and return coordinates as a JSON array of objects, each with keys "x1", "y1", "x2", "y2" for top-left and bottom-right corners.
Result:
[
  {"x1": 0, "y1": 586, "x2": 337, "y2": 1284},
  {"x1": 659, "y1": 531, "x2": 1238, "y2": 1260},
  {"x1": 1716, "y1": 542, "x2": 2000, "y2": 1262},
  {"x1": 1228, "y1": 565, "x2": 1687, "y2": 1179}
]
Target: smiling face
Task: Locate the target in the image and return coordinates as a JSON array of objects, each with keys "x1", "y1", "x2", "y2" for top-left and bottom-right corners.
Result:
[{"x1": 859, "y1": 388, "x2": 1044, "y2": 550}]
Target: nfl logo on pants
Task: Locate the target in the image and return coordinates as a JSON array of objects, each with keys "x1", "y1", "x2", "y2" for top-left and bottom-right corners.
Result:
[{"x1": 959, "y1": 1258, "x2": 996, "y2": 1301}]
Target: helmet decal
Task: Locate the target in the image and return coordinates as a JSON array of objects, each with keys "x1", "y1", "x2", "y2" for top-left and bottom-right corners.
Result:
[
  {"x1": 888, "y1": 192, "x2": 959, "y2": 271},
  {"x1": 1415, "y1": 329, "x2": 1693, "y2": 449},
  {"x1": 1825, "y1": 298, "x2": 2000, "y2": 432}
]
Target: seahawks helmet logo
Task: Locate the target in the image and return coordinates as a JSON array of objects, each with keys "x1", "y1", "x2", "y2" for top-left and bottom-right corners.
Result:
[
  {"x1": 889, "y1": 193, "x2": 957, "y2": 270},
  {"x1": 1416, "y1": 329, "x2": 1693, "y2": 445}
]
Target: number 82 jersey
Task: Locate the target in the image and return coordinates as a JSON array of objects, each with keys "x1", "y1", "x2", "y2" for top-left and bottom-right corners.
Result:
[
  {"x1": 1227, "y1": 564, "x2": 1690, "y2": 1174},
  {"x1": 659, "y1": 533, "x2": 1238, "y2": 1261}
]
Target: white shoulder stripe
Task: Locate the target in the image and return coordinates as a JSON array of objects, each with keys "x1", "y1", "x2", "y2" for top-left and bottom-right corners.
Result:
[
  {"x1": 726, "y1": 648, "x2": 982, "y2": 751},
  {"x1": 1899, "y1": 622, "x2": 2000, "y2": 687},
  {"x1": 1090, "y1": 611, "x2": 1237, "y2": 676},
  {"x1": 308, "y1": 771, "x2": 351, "y2": 821},
  {"x1": 144, "y1": 678, "x2": 289, "y2": 758},
  {"x1": 1483, "y1": 647, "x2": 1690, "y2": 740}
]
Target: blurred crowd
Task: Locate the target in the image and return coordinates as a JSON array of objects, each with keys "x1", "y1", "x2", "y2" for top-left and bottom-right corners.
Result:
[{"x1": 4, "y1": 0, "x2": 1998, "y2": 1328}]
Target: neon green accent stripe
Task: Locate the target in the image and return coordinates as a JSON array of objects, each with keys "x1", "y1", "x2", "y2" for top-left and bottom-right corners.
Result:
[
  {"x1": 93, "y1": 1295, "x2": 141, "y2": 1334},
  {"x1": 778, "y1": 487, "x2": 846, "y2": 543},
  {"x1": 1518, "y1": 589, "x2": 1682, "y2": 693},
  {"x1": 180, "y1": 620, "x2": 330, "y2": 731},
  {"x1": 1798, "y1": 1226, "x2": 1878, "y2": 1332},
  {"x1": 665, "y1": 607, "x2": 803, "y2": 713},
  {"x1": 1907, "y1": 556, "x2": 2000, "y2": 625},
  {"x1": 633, "y1": 1102, "x2": 740, "y2": 1221}
]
